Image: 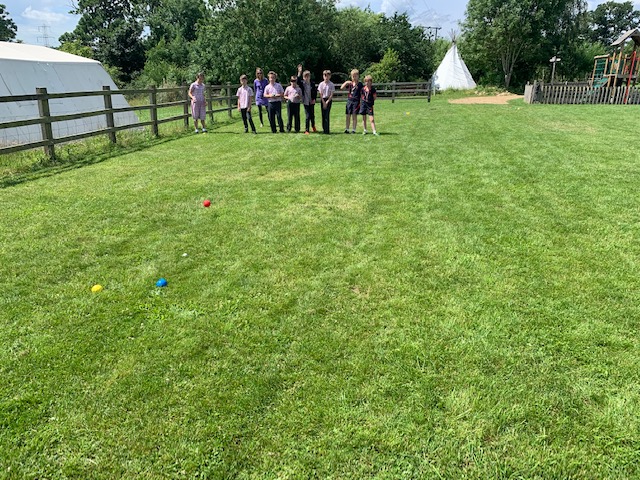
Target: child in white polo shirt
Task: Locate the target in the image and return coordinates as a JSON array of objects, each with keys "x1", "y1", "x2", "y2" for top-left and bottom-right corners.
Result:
[
  {"x1": 236, "y1": 74, "x2": 257, "y2": 134},
  {"x1": 317, "y1": 70, "x2": 335, "y2": 134},
  {"x1": 284, "y1": 76, "x2": 302, "y2": 133}
]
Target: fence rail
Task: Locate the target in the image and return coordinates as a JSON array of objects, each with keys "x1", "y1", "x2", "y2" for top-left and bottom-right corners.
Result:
[
  {"x1": 1, "y1": 81, "x2": 431, "y2": 159},
  {"x1": 526, "y1": 80, "x2": 640, "y2": 105}
]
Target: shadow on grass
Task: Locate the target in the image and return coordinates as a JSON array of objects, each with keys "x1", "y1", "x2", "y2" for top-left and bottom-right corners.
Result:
[{"x1": 0, "y1": 123, "x2": 234, "y2": 189}]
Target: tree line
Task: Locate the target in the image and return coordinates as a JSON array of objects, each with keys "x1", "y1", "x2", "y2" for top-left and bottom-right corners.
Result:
[
  {"x1": 462, "y1": 0, "x2": 640, "y2": 89},
  {"x1": 1, "y1": 1, "x2": 639, "y2": 91},
  {"x1": 56, "y1": 0, "x2": 437, "y2": 88}
]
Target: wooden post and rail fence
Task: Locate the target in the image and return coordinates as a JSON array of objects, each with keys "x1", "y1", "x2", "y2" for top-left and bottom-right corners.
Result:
[{"x1": 0, "y1": 81, "x2": 432, "y2": 160}]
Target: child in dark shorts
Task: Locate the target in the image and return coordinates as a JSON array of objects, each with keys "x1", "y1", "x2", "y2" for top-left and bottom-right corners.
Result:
[
  {"x1": 341, "y1": 69, "x2": 363, "y2": 134},
  {"x1": 360, "y1": 75, "x2": 377, "y2": 136}
]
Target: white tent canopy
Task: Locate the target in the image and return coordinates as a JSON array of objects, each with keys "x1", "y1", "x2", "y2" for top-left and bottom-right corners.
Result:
[
  {"x1": 0, "y1": 42, "x2": 139, "y2": 146},
  {"x1": 433, "y1": 43, "x2": 477, "y2": 91}
]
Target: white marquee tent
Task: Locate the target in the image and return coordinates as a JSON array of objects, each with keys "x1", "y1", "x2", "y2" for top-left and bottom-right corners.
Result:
[
  {"x1": 0, "y1": 42, "x2": 139, "y2": 146},
  {"x1": 433, "y1": 43, "x2": 477, "y2": 91}
]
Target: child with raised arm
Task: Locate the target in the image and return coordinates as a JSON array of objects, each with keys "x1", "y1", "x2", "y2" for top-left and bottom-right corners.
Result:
[
  {"x1": 263, "y1": 71, "x2": 285, "y2": 133},
  {"x1": 236, "y1": 74, "x2": 257, "y2": 134},
  {"x1": 189, "y1": 72, "x2": 207, "y2": 133},
  {"x1": 340, "y1": 69, "x2": 363, "y2": 134},
  {"x1": 317, "y1": 70, "x2": 335, "y2": 134},
  {"x1": 253, "y1": 68, "x2": 268, "y2": 127},
  {"x1": 360, "y1": 75, "x2": 378, "y2": 135},
  {"x1": 284, "y1": 75, "x2": 302, "y2": 133},
  {"x1": 297, "y1": 64, "x2": 317, "y2": 134}
]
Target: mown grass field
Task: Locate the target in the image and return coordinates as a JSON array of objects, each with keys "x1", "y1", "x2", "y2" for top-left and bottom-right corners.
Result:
[{"x1": 2, "y1": 95, "x2": 640, "y2": 478}]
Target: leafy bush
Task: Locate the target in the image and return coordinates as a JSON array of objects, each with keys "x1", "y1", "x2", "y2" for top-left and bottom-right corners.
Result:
[{"x1": 364, "y1": 48, "x2": 401, "y2": 83}]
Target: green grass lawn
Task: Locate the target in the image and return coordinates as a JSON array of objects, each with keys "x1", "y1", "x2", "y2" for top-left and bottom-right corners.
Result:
[{"x1": 2, "y1": 95, "x2": 640, "y2": 478}]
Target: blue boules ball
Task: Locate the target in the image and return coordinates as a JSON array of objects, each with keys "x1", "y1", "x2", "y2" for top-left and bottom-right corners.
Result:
[{"x1": 156, "y1": 278, "x2": 168, "y2": 287}]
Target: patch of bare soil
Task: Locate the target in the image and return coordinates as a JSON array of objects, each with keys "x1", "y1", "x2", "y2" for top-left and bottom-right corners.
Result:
[{"x1": 448, "y1": 94, "x2": 523, "y2": 104}]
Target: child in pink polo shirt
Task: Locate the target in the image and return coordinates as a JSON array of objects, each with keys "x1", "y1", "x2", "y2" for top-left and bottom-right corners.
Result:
[
  {"x1": 263, "y1": 71, "x2": 285, "y2": 133},
  {"x1": 317, "y1": 70, "x2": 335, "y2": 134},
  {"x1": 236, "y1": 74, "x2": 257, "y2": 134},
  {"x1": 284, "y1": 75, "x2": 302, "y2": 133}
]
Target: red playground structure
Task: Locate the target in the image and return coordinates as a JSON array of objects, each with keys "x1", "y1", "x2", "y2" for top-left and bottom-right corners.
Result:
[{"x1": 591, "y1": 28, "x2": 640, "y2": 96}]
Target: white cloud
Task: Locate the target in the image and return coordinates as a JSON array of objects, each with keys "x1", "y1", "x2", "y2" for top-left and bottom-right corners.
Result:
[
  {"x1": 336, "y1": 0, "x2": 461, "y2": 31},
  {"x1": 336, "y1": 0, "x2": 375, "y2": 8},
  {"x1": 411, "y1": 8, "x2": 450, "y2": 28},
  {"x1": 380, "y1": 0, "x2": 413, "y2": 16},
  {"x1": 21, "y1": 6, "x2": 69, "y2": 24},
  {"x1": 379, "y1": 0, "x2": 451, "y2": 28}
]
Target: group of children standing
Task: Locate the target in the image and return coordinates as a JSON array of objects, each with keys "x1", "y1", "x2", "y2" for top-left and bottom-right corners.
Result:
[{"x1": 189, "y1": 67, "x2": 377, "y2": 135}]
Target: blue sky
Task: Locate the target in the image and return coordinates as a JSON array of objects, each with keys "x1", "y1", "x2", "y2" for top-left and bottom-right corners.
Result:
[{"x1": 2, "y1": 0, "x2": 628, "y2": 47}]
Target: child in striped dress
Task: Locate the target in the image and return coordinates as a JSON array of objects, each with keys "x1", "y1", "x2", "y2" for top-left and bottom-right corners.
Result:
[{"x1": 189, "y1": 72, "x2": 207, "y2": 133}]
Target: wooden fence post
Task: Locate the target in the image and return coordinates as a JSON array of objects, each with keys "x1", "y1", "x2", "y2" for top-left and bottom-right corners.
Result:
[
  {"x1": 102, "y1": 86, "x2": 117, "y2": 144},
  {"x1": 392, "y1": 80, "x2": 396, "y2": 103},
  {"x1": 36, "y1": 87, "x2": 55, "y2": 161},
  {"x1": 183, "y1": 83, "x2": 190, "y2": 129},
  {"x1": 227, "y1": 82, "x2": 233, "y2": 117},
  {"x1": 427, "y1": 78, "x2": 432, "y2": 103},
  {"x1": 207, "y1": 84, "x2": 214, "y2": 124},
  {"x1": 149, "y1": 86, "x2": 159, "y2": 137}
]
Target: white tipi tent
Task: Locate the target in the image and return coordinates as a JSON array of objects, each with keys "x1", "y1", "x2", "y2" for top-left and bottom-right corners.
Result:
[
  {"x1": 433, "y1": 42, "x2": 477, "y2": 91},
  {"x1": 0, "y1": 42, "x2": 139, "y2": 146}
]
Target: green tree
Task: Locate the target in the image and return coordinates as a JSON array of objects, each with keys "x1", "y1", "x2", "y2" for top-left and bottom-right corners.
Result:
[
  {"x1": 330, "y1": 7, "x2": 384, "y2": 75},
  {"x1": 140, "y1": 0, "x2": 208, "y2": 85},
  {"x1": 463, "y1": 0, "x2": 587, "y2": 88},
  {"x1": 537, "y1": 0, "x2": 591, "y2": 81},
  {"x1": 146, "y1": 0, "x2": 205, "y2": 45},
  {"x1": 378, "y1": 13, "x2": 433, "y2": 80},
  {"x1": 364, "y1": 48, "x2": 401, "y2": 83},
  {"x1": 195, "y1": 0, "x2": 335, "y2": 82},
  {"x1": 60, "y1": 0, "x2": 146, "y2": 84},
  {"x1": 0, "y1": 4, "x2": 17, "y2": 41},
  {"x1": 589, "y1": 1, "x2": 640, "y2": 46},
  {"x1": 58, "y1": 39, "x2": 94, "y2": 58}
]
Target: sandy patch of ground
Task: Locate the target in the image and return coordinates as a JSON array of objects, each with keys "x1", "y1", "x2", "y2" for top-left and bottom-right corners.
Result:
[{"x1": 448, "y1": 94, "x2": 523, "y2": 104}]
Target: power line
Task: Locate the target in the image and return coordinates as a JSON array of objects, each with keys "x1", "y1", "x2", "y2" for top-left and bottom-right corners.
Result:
[{"x1": 426, "y1": 26, "x2": 441, "y2": 40}]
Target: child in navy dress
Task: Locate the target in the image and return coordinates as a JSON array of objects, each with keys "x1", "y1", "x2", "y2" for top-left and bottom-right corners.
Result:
[
  {"x1": 360, "y1": 75, "x2": 378, "y2": 135},
  {"x1": 341, "y1": 69, "x2": 363, "y2": 134}
]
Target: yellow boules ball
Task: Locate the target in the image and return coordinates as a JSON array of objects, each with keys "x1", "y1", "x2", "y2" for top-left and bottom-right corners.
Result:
[{"x1": 91, "y1": 284, "x2": 104, "y2": 293}]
